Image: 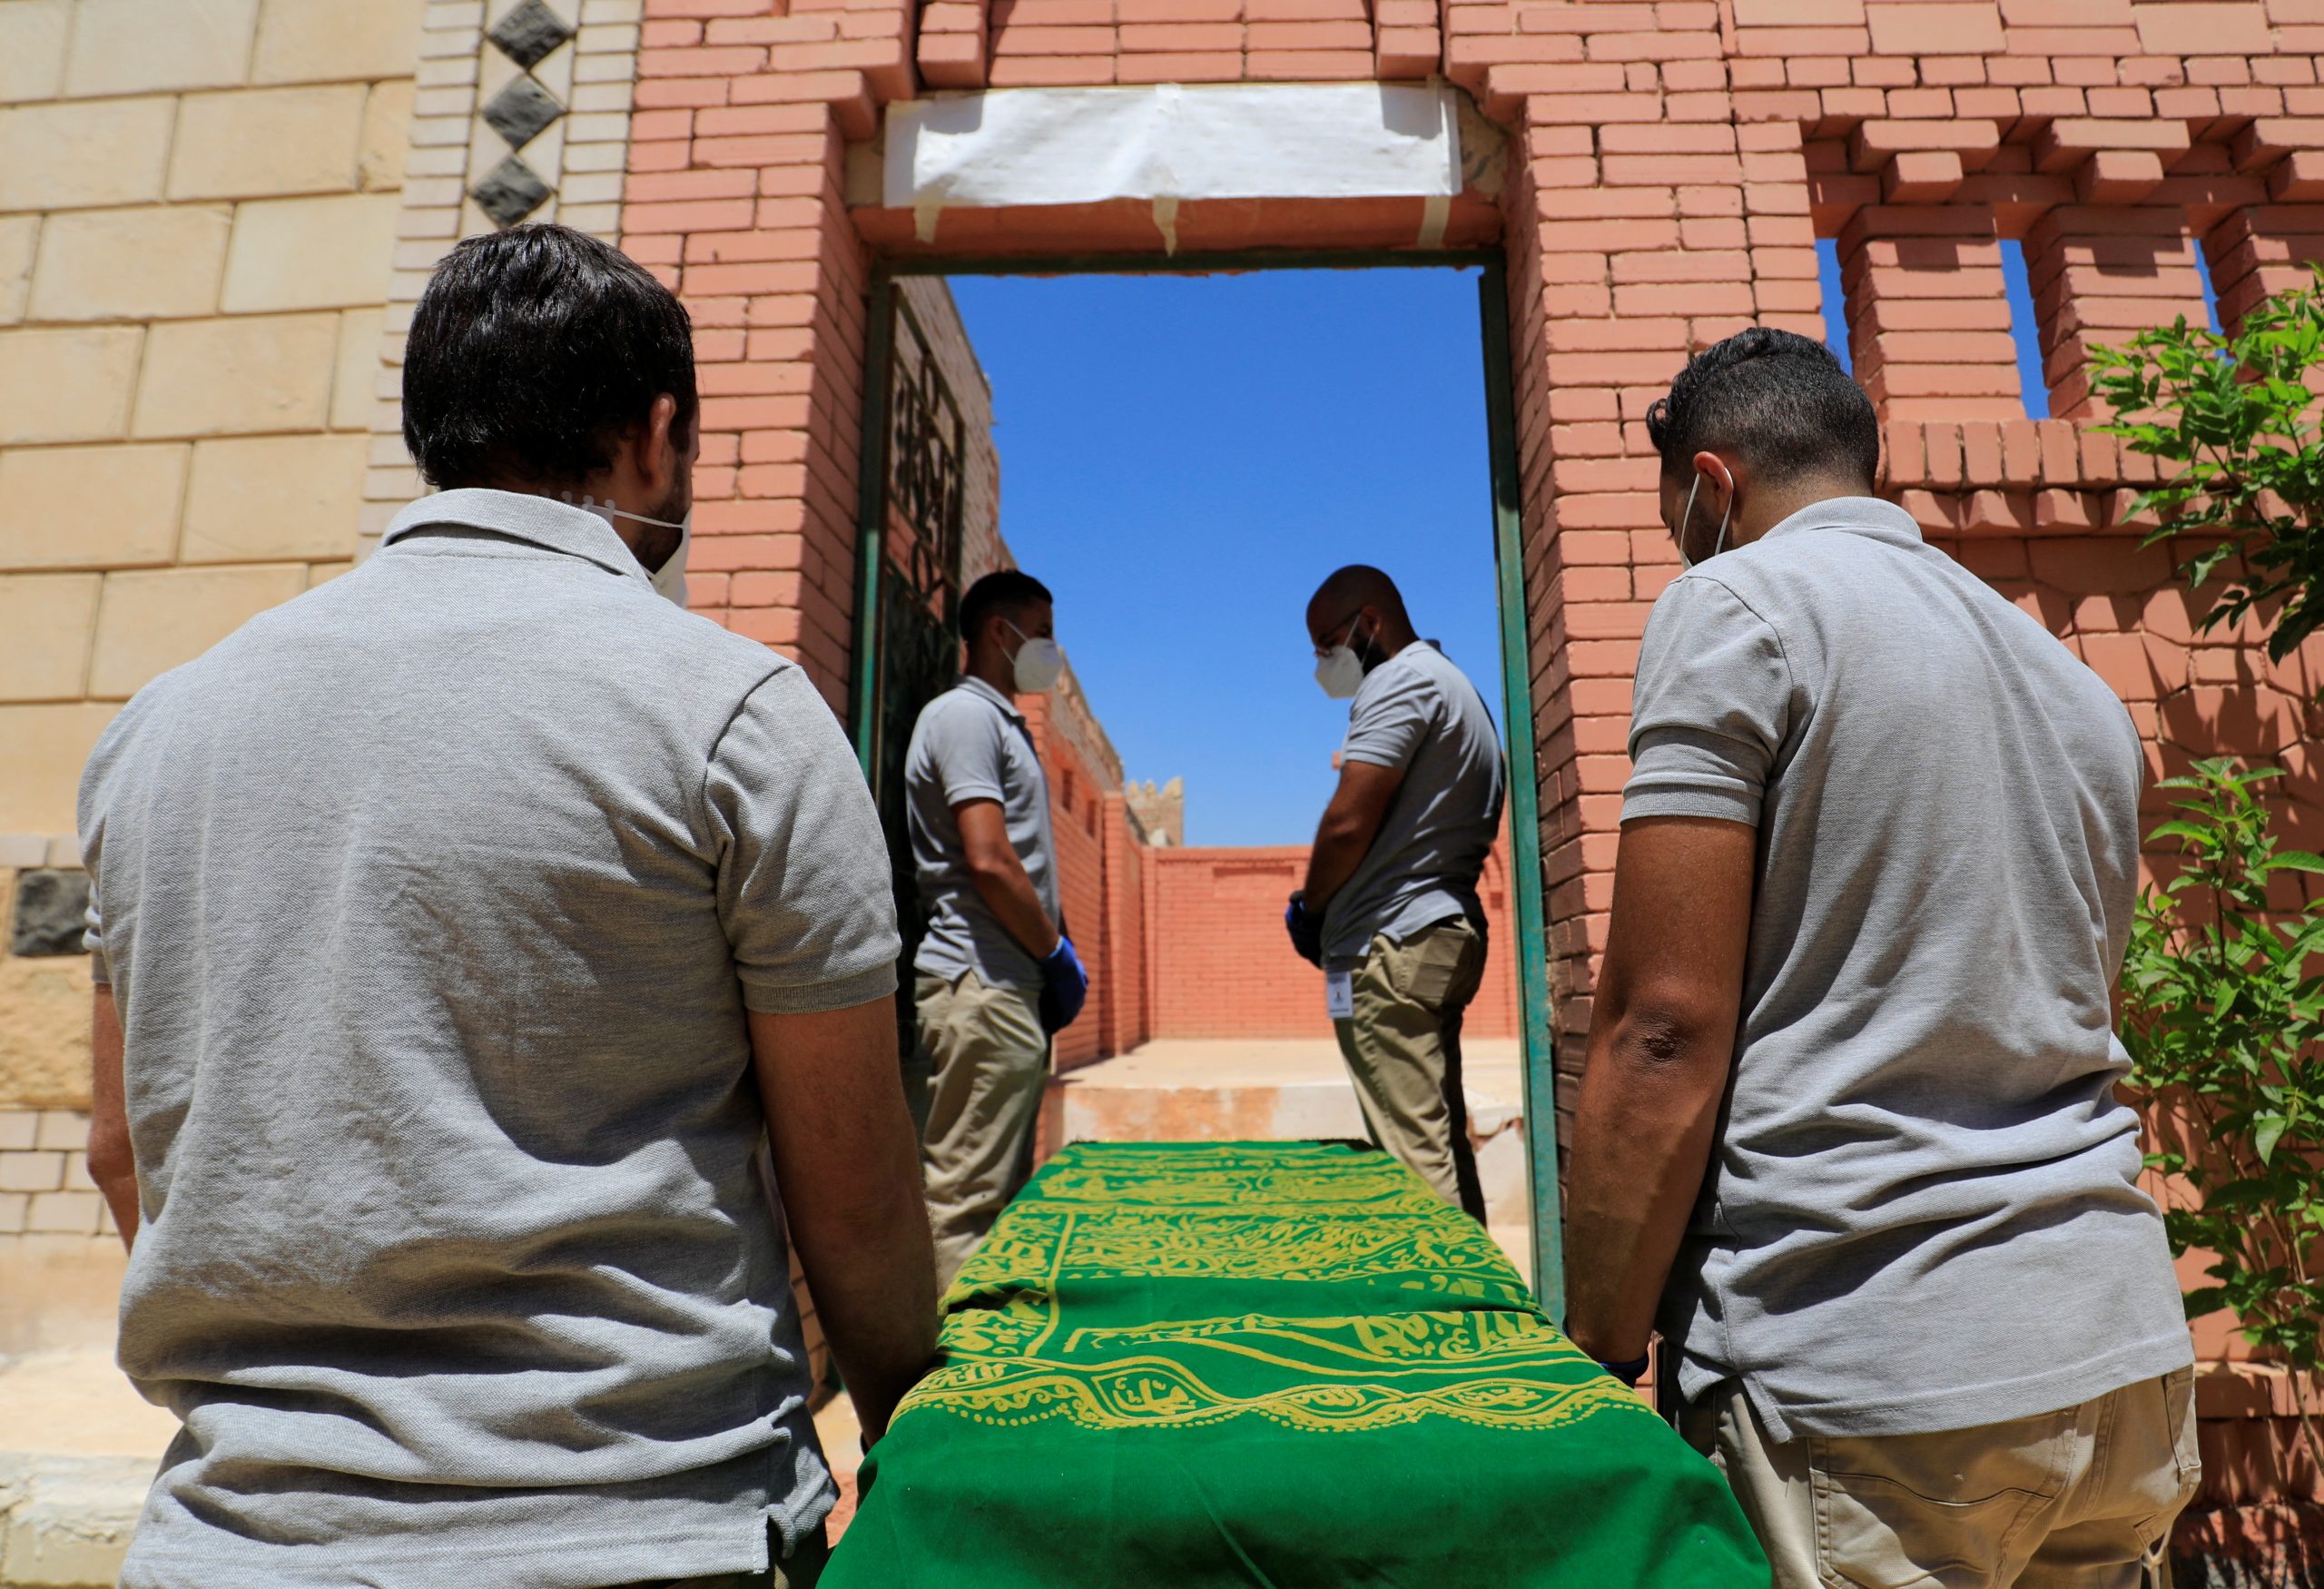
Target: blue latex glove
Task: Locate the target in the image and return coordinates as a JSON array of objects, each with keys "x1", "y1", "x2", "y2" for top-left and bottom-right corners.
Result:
[
  {"x1": 1284, "y1": 892, "x2": 1324, "y2": 967},
  {"x1": 1598, "y1": 1353, "x2": 1650, "y2": 1389},
  {"x1": 1038, "y1": 934, "x2": 1088, "y2": 1033}
]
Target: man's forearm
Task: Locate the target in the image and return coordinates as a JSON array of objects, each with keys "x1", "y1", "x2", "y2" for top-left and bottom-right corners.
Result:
[
  {"x1": 1301, "y1": 810, "x2": 1378, "y2": 912},
  {"x1": 787, "y1": 1178, "x2": 940, "y2": 1443},
  {"x1": 753, "y1": 1000, "x2": 940, "y2": 1446},
  {"x1": 88, "y1": 986, "x2": 139, "y2": 1252},
  {"x1": 1562, "y1": 1018, "x2": 1730, "y2": 1364},
  {"x1": 966, "y1": 863, "x2": 1058, "y2": 960}
]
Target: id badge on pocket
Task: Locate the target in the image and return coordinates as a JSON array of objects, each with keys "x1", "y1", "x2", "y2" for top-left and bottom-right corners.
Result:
[{"x1": 1324, "y1": 970, "x2": 1354, "y2": 1020}]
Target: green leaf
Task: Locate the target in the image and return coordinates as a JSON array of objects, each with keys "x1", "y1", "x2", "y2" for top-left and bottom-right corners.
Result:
[
  {"x1": 2257, "y1": 1114, "x2": 2290, "y2": 1164},
  {"x1": 2181, "y1": 1286, "x2": 2230, "y2": 1320}
]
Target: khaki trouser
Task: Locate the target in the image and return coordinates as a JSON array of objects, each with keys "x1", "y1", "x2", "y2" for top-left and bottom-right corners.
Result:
[
  {"x1": 615, "y1": 1522, "x2": 830, "y2": 1587},
  {"x1": 1682, "y1": 1368, "x2": 2202, "y2": 1589},
  {"x1": 1331, "y1": 917, "x2": 1488, "y2": 1220},
  {"x1": 917, "y1": 967, "x2": 1049, "y2": 1289}
]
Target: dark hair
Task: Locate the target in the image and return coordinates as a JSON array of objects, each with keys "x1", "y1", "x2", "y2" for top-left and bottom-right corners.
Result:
[
  {"x1": 402, "y1": 224, "x2": 696, "y2": 490},
  {"x1": 1644, "y1": 327, "x2": 1879, "y2": 489},
  {"x1": 960, "y1": 570, "x2": 1053, "y2": 645}
]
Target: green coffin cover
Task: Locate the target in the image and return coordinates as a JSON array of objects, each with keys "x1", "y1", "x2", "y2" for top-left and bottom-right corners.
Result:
[{"x1": 825, "y1": 1140, "x2": 1768, "y2": 1587}]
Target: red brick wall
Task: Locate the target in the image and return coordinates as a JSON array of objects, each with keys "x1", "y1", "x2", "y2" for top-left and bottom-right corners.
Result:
[
  {"x1": 1145, "y1": 838, "x2": 1521, "y2": 1039},
  {"x1": 1020, "y1": 691, "x2": 1118, "y2": 1071}
]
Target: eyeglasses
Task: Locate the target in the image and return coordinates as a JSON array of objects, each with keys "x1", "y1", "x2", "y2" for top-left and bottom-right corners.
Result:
[{"x1": 1312, "y1": 607, "x2": 1364, "y2": 661}]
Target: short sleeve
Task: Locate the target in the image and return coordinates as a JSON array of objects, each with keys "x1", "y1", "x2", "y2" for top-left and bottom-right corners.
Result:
[
  {"x1": 1622, "y1": 574, "x2": 1794, "y2": 828},
  {"x1": 84, "y1": 875, "x2": 109, "y2": 984},
  {"x1": 704, "y1": 667, "x2": 901, "y2": 1014},
  {"x1": 76, "y1": 729, "x2": 113, "y2": 984},
  {"x1": 926, "y1": 696, "x2": 1009, "y2": 807},
  {"x1": 1342, "y1": 660, "x2": 1433, "y2": 771}
]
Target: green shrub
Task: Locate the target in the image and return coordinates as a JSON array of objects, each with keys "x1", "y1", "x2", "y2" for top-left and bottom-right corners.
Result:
[{"x1": 2121, "y1": 759, "x2": 2324, "y2": 1470}]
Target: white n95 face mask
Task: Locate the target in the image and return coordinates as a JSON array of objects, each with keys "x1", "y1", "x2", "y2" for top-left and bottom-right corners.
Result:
[
  {"x1": 1315, "y1": 644, "x2": 1364, "y2": 700},
  {"x1": 1678, "y1": 473, "x2": 1732, "y2": 571},
  {"x1": 1314, "y1": 616, "x2": 1371, "y2": 700},
  {"x1": 571, "y1": 494, "x2": 691, "y2": 608},
  {"x1": 1004, "y1": 621, "x2": 1064, "y2": 694}
]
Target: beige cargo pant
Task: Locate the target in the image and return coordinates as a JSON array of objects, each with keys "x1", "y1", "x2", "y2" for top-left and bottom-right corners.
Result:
[
  {"x1": 1331, "y1": 917, "x2": 1488, "y2": 1221},
  {"x1": 1683, "y1": 1367, "x2": 2202, "y2": 1589},
  {"x1": 916, "y1": 967, "x2": 1049, "y2": 1290}
]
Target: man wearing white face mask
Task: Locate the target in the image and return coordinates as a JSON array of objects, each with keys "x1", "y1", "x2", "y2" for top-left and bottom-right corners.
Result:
[
  {"x1": 75, "y1": 224, "x2": 938, "y2": 1589},
  {"x1": 1565, "y1": 328, "x2": 2194, "y2": 1587},
  {"x1": 904, "y1": 568, "x2": 1088, "y2": 1287},
  {"x1": 1288, "y1": 565, "x2": 1505, "y2": 1219}
]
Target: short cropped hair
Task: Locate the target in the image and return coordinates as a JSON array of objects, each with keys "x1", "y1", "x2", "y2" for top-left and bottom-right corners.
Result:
[
  {"x1": 960, "y1": 570, "x2": 1053, "y2": 644},
  {"x1": 402, "y1": 224, "x2": 697, "y2": 491},
  {"x1": 1645, "y1": 327, "x2": 1879, "y2": 490}
]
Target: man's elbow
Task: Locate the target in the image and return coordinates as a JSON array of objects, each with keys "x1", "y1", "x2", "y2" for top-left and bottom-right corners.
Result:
[
  {"x1": 1606, "y1": 999, "x2": 1736, "y2": 1080},
  {"x1": 961, "y1": 850, "x2": 1016, "y2": 890},
  {"x1": 1316, "y1": 805, "x2": 1376, "y2": 851},
  {"x1": 86, "y1": 1125, "x2": 134, "y2": 1195}
]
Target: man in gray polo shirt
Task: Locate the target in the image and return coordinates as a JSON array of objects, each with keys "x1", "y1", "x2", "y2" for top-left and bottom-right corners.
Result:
[
  {"x1": 1286, "y1": 566, "x2": 1504, "y2": 1219},
  {"x1": 906, "y1": 568, "x2": 1088, "y2": 1288},
  {"x1": 1564, "y1": 328, "x2": 2196, "y2": 1586},
  {"x1": 77, "y1": 225, "x2": 937, "y2": 1589}
]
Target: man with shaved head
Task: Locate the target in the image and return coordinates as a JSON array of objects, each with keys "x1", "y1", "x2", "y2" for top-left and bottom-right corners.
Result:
[{"x1": 1288, "y1": 565, "x2": 1505, "y2": 1219}]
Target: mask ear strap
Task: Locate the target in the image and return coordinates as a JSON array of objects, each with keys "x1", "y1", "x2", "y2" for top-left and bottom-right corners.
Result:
[
  {"x1": 1712, "y1": 471, "x2": 1735, "y2": 561},
  {"x1": 1679, "y1": 476, "x2": 1703, "y2": 569}
]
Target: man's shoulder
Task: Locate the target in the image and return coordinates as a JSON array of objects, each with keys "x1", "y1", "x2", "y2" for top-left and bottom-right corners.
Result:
[{"x1": 915, "y1": 683, "x2": 1009, "y2": 735}]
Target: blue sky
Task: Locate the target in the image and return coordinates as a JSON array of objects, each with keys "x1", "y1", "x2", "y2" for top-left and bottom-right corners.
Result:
[{"x1": 948, "y1": 268, "x2": 1503, "y2": 846}]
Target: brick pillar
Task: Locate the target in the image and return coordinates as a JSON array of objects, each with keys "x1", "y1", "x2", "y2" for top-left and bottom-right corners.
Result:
[
  {"x1": 1840, "y1": 203, "x2": 2024, "y2": 420},
  {"x1": 623, "y1": 3, "x2": 910, "y2": 710},
  {"x1": 2204, "y1": 203, "x2": 2324, "y2": 332},
  {"x1": 1496, "y1": 53, "x2": 1818, "y2": 1123},
  {"x1": 2024, "y1": 205, "x2": 2211, "y2": 419}
]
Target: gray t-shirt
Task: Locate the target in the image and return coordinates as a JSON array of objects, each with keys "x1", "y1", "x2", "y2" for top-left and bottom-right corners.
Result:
[
  {"x1": 905, "y1": 676, "x2": 1058, "y2": 992},
  {"x1": 1323, "y1": 641, "x2": 1506, "y2": 966},
  {"x1": 78, "y1": 489, "x2": 900, "y2": 1588},
  {"x1": 1624, "y1": 495, "x2": 2191, "y2": 1443}
]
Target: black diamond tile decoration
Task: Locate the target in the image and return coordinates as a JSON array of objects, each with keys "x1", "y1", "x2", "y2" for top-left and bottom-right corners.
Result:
[
  {"x1": 487, "y1": 0, "x2": 574, "y2": 69},
  {"x1": 472, "y1": 154, "x2": 552, "y2": 227},
  {"x1": 483, "y1": 74, "x2": 564, "y2": 149},
  {"x1": 10, "y1": 868, "x2": 89, "y2": 957}
]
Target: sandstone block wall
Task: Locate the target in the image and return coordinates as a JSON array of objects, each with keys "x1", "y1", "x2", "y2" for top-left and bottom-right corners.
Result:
[
  {"x1": 0, "y1": 0, "x2": 421, "y2": 843},
  {"x1": 0, "y1": 0, "x2": 428, "y2": 1108}
]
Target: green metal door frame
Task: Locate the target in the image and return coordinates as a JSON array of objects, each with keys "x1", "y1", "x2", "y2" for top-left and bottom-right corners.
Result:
[{"x1": 848, "y1": 249, "x2": 1564, "y2": 1317}]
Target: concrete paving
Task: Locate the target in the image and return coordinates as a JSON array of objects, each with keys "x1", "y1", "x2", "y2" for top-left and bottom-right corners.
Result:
[{"x1": 1045, "y1": 1037, "x2": 1536, "y2": 1284}]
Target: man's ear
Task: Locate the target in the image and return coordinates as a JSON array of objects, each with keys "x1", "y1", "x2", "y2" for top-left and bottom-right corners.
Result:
[{"x1": 635, "y1": 393, "x2": 681, "y2": 495}]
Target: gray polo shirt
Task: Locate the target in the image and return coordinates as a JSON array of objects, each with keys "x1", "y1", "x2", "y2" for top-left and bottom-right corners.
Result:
[
  {"x1": 905, "y1": 676, "x2": 1058, "y2": 992},
  {"x1": 1625, "y1": 495, "x2": 2191, "y2": 1443},
  {"x1": 1322, "y1": 641, "x2": 1506, "y2": 966},
  {"x1": 77, "y1": 489, "x2": 900, "y2": 1588}
]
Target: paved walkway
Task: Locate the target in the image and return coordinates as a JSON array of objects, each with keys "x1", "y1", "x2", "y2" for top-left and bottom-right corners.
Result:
[{"x1": 1046, "y1": 1037, "x2": 1535, "y2": 1283}]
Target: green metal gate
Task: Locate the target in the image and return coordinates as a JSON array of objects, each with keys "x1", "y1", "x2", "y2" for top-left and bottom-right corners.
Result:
[
  {"x1": 852, "y1": 282, "x2": 971, "y2": 1061},
  {"x1": 848, "y1": 256, "x2": 1564, "y2": 1319}
]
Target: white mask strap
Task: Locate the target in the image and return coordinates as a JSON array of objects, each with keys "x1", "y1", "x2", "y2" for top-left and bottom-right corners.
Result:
[
  {"x1": 569, "y1": 491, "x2": 685, "y2": 533},
  {"x1": 1679, "y1": 472, "x2": 1733, "y2": 568}
]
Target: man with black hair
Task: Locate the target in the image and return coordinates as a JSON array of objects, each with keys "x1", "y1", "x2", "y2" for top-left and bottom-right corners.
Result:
[
  {"x1": 1287, "y1": 564, "x2": 1504, "y2": 1221},
  {"x1": 78, "y1": 224, "x2": 935, "y2": 1589},
  {"x1": 1564, "y1": 327, "x2": 2197, "y2": 1585},
  {"x1": 906, "y1": 568, "x2": 1088, "y2": 1287}
]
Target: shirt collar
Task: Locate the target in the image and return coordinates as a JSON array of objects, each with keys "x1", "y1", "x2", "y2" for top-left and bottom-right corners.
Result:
[
  {"x1": 956, "y1": 673, "x2": 1025, "y2": 723},
  {"x1": 1758, "y1": 494, "x2": 1924, "y2": 548},
  {"x1": 380, "y1": 488, "x2": 654, "y2": 588}
]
